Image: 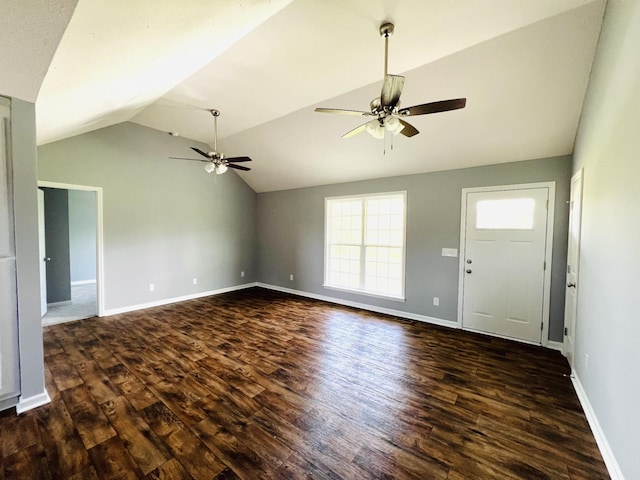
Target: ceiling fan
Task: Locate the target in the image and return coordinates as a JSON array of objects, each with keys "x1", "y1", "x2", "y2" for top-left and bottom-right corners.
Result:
[
  {"x1": 315, "y1": 22, "x2": 466, "y2": 139},
  {"x1": 170, "y1": 109, "x2": 252, "y2": 175}
]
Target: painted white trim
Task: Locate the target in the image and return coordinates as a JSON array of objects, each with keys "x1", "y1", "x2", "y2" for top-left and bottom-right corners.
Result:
[
  {"x1": 463, "y1": 326, "x2": 542, "y2": 347},
  {"x1": 16, "y1": 390, "x2": 51, "y2": 414},
  {"x1": 42, "y1": 316, "x2": 89, "y2": 327},
  {"x1": 571, "y1": 372, "x2": 625, "y2": 480},
  {"x1": 103, "y1": 283, "x2": 257, "y2": 316},
  {"x1": 47, "y1": 300, "x2": 72, "y2": 307},
  {"x1": 71, "y1": 279, "x2": 96, "y2": 286},
  {"x1": 38, "y1": 181, "x2": 105, "y2": 318},
  {"x1": 563, "y1": 168, "x2": 584, "y2": 370},
  {"x1": 546, "y1": 340, "x2": 564, "y2": 353},
  {"x1": 257, "y1": 282, "x2": 457, "y2": 329},
  {"x1": 323, "y1": 285, "x2": 405, "y2": 303},
  {"x1": 457, "y1": 182, "x2": 556, "y2": 346}
]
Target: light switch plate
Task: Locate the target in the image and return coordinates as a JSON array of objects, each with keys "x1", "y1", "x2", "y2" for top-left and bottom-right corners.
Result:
[{"x1": 442, "y1": 248, "x2": 458, "y2": 257}]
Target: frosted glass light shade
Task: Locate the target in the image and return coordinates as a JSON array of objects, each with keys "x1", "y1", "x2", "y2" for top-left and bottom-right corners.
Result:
[
  {"x1": 366, "y1": 120, "x2": 385, "y2": 139},
  {"x1": 385, "y1": 116, "x2": 404, "y2": 136},
  {"x1": 204, "y1": 162, "x2": 216, "y2": 173},
  {"x1": 216, "y1": 163, "x2": 228, "y2": 175}
]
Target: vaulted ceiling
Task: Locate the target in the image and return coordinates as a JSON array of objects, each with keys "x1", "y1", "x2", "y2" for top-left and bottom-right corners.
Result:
[{"x1": 1, "y1": 0, "x2": 605, "y2": 192}]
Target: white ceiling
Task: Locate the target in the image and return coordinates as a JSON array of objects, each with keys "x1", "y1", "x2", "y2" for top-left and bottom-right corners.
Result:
[{"x1": 3, "y1": 1, "x2": 605, "y2": 192}]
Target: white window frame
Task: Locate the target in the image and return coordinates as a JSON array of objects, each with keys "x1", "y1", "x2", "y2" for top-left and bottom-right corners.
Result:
[{"x1": 324, "y1": 191, "x2": 407, "y2": 301}]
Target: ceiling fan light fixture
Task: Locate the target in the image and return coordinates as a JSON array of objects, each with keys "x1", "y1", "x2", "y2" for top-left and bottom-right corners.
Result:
[
  {"x1": 366, "y1": 120, "x2": 385, "y2": 139},
  {"x1": 315, "y1": 22, "x2": 466, "y2": 142},
  {"x1": 168, "y1": 109, "x2": 251, "y2": 175},
  {"x1": 385, "y1": 116, "x2": 404, "y2": 136}
]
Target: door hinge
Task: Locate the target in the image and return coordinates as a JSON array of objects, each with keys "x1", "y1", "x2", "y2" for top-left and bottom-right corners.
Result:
[
  {"x1": 543, "y1": 261, "x2": 546, "y2": 270},
  {"x1": 564, "y1": 327, "x2": 568, "y2": 336},
  {"x1": 546, "y1": 200, "x2": 549, "y2": 209},
  {"x1": 541, "y1": 322, "x2": 544, "y2": 331}
]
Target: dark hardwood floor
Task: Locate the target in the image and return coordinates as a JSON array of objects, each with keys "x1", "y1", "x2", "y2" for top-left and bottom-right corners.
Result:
[{"x1": 1, "y1": 287, "x2": 608, "y2": 479}]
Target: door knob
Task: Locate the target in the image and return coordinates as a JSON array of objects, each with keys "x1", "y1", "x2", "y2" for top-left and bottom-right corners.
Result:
[
  {"x1": 44, "y1": 257, "x2": 51, "y2": 262},
  {"x1": 466, "y1": 259, "x2": 472, "y2": 264},
  {"x1": 466, "y1": 269, "x2": 472, "y2": 274},
  {"x1": 567, "y1": 282, "x2": 576, "y2": 288}
]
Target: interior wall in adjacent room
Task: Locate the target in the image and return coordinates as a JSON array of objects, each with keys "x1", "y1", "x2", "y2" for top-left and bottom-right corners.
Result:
[{"x1": 68, "y1": 189, "x2": 97, "y2": 283}]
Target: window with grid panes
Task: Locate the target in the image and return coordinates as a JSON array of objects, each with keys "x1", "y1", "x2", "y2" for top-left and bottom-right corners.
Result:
[{"x1": 324, "y1": 192, "x2": 406, "y2": 300}]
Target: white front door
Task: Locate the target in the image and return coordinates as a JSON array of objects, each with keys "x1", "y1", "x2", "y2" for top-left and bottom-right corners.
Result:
[
  {"x1": 38, "y1": 188, "x2": 47, "y2": 317},
  {"x1": 461, "y1": 187, "x2": 550, "y2": 343},
  {"x1": 564, "y1": 170, "x2": 583, "y2": 368}
]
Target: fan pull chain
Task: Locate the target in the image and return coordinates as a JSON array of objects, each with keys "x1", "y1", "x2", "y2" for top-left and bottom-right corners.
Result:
[{"x1": 383, "y1": 129, "x2": 387, "y2": 155}]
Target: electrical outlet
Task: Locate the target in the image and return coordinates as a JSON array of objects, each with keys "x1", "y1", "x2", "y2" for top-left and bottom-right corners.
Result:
[
  {"x1": 289, "y1": 274, "x2": 294, "y2": 281},
  {"x1": 193, "y1": 278, "x2": 198, "y2": 285},
  {"x1": 241, "y1": 271, "x2": 245, "y2": 278},
  {"x1": 149, "y1": 283, "x2": 155, "y2": 292},
  {"x1": 585, "y1": 354, "x2": 589, "y2": 370},
  {"x1": 433, "y1": 297, "x2": 439, "y2": 306}
]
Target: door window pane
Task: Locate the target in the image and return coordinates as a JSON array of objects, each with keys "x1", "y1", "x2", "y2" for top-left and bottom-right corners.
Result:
[{"x1": 476, "y1": 198, "x2": 535, "y2": 230}]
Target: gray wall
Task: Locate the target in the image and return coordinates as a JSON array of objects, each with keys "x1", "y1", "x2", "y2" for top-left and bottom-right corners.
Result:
[
  {"x1": 257, "y1": 156, "x2": 571, "y2": 342},
  {"x1": 68, "y1": 189, "x2": 97, "y2": 283},
  {"x1": 571, "y1": 0, "x2": 640, "y2": 477},
  {"x1": 12, "y1": 98, "x2": 46, "y2": 403},
  {"x1": 43, "y1": 188, "x2": 71, "y2": 303},
  {"x1": 38, "y1": 122, "x2": 257, "y2": 312}
]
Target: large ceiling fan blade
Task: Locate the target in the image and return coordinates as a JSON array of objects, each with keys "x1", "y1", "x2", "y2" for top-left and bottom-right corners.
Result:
[
  {"x1": 228, "y1": 164, "x2": 251, "y2": 171},
  {"x1": 225, "y1": 156, "x2": 252, "y2": 163},
  {"x1": 342, "y1": 122, "x2": 369, "y2": 139},
  {"x1": 190, "y1": 147, "x2": 212, "y2": 158},
  {"x1": 398, "y1": 119, "x2": 419, "y2": 137},
  {"x1": 398, "y1": 98, "x2": 467, "y2": 116},
  {"x1": 169, "y1": 156, "x2": 209, "y2": 163},
  {"x1": 380, "y1": 75, "x2": 405, "y2": 108},
  {"x1": 315, "y1": 108, "x2": 373, "y2": 116}
]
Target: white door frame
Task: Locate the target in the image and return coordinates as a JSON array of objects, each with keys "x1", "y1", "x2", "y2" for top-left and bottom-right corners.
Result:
[
  {"x1": 38, "y1": 181, "x2": 105, "y2": 317},
  {"x1": 37, "y1": 189, "x2": 47, "y2": 317},
  {"x1": 563, "y1": 169, "x2": 583, "y2": 367},
  {"x1": 457, "y1": 182, "x2": 556, "y2": 346}
]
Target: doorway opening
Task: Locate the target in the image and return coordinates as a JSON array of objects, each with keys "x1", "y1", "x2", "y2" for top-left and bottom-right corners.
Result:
[{"x1": 38, "y1": 181, "x2": 104, "y2": 325}]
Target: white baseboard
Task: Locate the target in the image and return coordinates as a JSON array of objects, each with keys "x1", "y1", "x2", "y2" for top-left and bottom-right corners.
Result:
[
  {"x1": 16, "y1": 390, "x2": 51, "y2": 414},
  {"x1": 546, "y1": 340, "x2": 564, "y2": 353},
  {"x1": 256, "y1": 283, "x2": 458, "y2": 329},
  {"x1": 571, "y1": 372, "x2": 625, "y2": 480},
  {"x1": 47, "y1": 300, "x2": 72, "y2": 307},
  {"x1": 43, "y1": 315, "x2": 90, "y2": 327},
  {"x1": 103, "y1": 283, "x2": 258, "y2": 316},
  {"x1": 71, "y1": 279, "x2": 96, "y2": 286}
]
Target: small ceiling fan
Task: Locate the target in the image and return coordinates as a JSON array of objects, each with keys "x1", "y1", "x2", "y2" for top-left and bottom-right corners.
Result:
[
  {"x1": 170, "y1": 109, "x2": 252, "y2": 175},
  {"x1": 315, "y1": 22, "x2": 466, "y2": 139}
]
